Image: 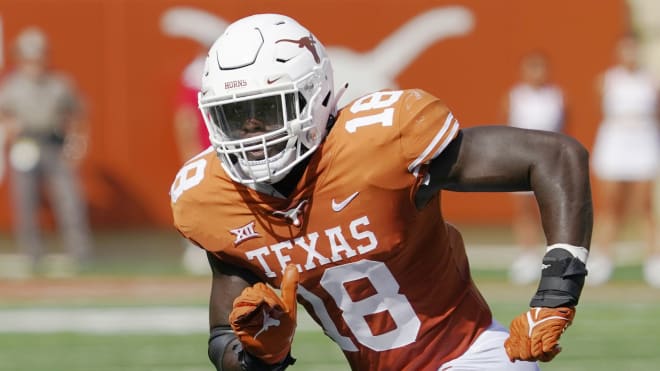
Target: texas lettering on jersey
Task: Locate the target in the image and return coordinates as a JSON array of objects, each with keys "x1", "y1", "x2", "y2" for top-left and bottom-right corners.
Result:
[
  {"x1": 170, "y1": 89, "x2": 492, "y2": 370},
  {"x1": 245, "y1": 214, "x2": 377, "y2": 278}
]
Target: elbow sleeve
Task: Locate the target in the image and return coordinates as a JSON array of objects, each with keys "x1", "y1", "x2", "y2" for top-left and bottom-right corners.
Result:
[{"x1": 208, "y1": 325, "x2": 239, "y2": 371}]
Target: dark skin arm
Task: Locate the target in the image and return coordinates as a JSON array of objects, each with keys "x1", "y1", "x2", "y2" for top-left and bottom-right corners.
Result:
[
  {"x1": 204, "y1": 159, "x2": 311, "y2": 371},
  {"x1": 417, "y1": 125, "x2": 592, "y2": 248},
  {"x1": 208, "y1": 252, "x2": 258, "y2": 371}
]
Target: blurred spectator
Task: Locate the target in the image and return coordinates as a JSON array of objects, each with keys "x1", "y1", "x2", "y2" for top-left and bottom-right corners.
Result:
[
  {"x1": 173, "y1": 47, "x2": 212, "y2": 276},
  {"x1": 0, "y1": 123, "x2": 6, "y2": 184},
  {"x1": 160, "y1": 6, "x2": 225, "y2": 275},
  {"x1": 0, "y1": 27, "x2": 92, "y2": 278},
  {"x1": 589, "y1": 34, "x2": 660, "y2": 287},
  {"x1": 173, "y1": 53, "x2": 210, "y2": 161},
  {"x1": 503, "y1": 52, "x2": 565, "y2": 285}
]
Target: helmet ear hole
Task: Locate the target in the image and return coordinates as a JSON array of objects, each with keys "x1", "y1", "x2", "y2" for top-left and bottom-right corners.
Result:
[
  {"x1": 321, "y1": 91, "x2": 331, "y2": 107},
  {"x1": 298, "y1": 92, "x2": 307, "y2": 111}
]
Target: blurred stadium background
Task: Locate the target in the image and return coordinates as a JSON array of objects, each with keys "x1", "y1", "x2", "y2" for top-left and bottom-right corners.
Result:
[{"x1": 0, "y1": 0, "x2": 659, "y2": 370}]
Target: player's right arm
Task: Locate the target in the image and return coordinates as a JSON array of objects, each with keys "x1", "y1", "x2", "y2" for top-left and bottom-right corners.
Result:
[
  {"x1": 207, "y1": 252, "x2": 298, "y2": 371},
  {"x1": 207, "y1": 252, "x2": 252, "y2": 371}
]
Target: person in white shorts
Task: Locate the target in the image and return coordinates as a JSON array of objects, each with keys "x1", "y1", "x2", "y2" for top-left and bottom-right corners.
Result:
[
  {"x1": 503, "y1": 52, "x2": 566, "y2": 285},
  {"x1": 590, "y1": 34, "x2": 660, "y2": 287}
]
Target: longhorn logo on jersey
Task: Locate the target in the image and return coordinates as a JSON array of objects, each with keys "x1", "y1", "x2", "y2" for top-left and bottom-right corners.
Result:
[{"x1": 272, "y1": 199, "x2": 309, "y2": 227}]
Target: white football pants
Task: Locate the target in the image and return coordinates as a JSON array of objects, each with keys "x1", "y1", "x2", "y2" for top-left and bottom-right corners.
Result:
[{"x1": 438, "y1": 320, "x2": 540, "y2": 371}]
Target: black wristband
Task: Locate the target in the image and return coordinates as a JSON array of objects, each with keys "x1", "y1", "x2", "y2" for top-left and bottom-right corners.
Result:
[
  {"x1": 239, "y1": 351, "x2": 296, "y2": 371},
  {"x1": 529, "y1": 248, "x2": 588, "y2": 307}
]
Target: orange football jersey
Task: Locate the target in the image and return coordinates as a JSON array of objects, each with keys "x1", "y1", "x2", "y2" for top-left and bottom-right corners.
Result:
[{"x1": 170, "y1": 89, "x2": 492, "y2": 370}]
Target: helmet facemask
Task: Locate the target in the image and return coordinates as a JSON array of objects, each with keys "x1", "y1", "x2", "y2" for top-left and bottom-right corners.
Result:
[
  {"x1": 198, "y1": 14, "x2": 334, "y2": 184},
  {"x1": 199, "y1": 58, "x2": 333, "y2": 184}
]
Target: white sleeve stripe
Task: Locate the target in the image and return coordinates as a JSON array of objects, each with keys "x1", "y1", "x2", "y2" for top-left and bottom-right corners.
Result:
[
  {"x1": 407, "y1": 113, "x2": 454, "y2": 172},
  {"x1": 411, "y1": 164, "x2": 421, "y2": 178}
]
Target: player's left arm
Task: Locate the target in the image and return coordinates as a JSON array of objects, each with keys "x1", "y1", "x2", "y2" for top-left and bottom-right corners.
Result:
[{"x1": 421, "y1": 125, "x2": 592, "y2": 362}]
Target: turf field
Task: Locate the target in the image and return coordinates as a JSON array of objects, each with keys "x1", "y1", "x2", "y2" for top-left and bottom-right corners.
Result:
[
  {"x1": 1, "y1": 279, "x2": 658, "y2": 370},
  {"x1": 1, "y1": 291, "x2": 660, "y2": 371},
  {"x1": 0, "y1": 230, "x2": 659, "y2": 370}
]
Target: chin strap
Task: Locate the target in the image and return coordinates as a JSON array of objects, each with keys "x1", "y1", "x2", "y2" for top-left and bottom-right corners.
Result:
[
  {"x1": 331, "y1": 83, "x2": 349, "y2": 111},
  {"x1": 326, "y1": 82, "x2": 349, "y2": 132}
]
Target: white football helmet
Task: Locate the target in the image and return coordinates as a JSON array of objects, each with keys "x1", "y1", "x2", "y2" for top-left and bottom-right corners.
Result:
[{"x1": 198, "y1": 14, "x2": 335, "y2": 184}]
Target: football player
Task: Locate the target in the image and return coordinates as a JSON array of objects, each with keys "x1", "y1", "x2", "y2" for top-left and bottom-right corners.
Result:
[{"x1": 170, "y1": 14, "x2": 592, "y2": 371}]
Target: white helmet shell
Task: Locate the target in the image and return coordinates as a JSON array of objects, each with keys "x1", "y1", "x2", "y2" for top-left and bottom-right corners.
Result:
[{"x1": 199, "y1": 14, "x2": 334, "y2": 184}]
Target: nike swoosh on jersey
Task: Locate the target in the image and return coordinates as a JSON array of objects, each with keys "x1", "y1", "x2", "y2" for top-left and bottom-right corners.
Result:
[{"x1": 331, "y1": 192, "x2": 360, "y2": 212}]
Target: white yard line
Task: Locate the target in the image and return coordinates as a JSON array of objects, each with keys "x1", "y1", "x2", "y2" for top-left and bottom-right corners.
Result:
[
  {"x1": 0, "y1": 240, "x2": 648, "y2": 334},
  {"x1": 465, "y1": 241, "x2": 646, "y2": 267},
  {"x1": 0, "y1": 306, "x2": 322, "y2": 334}
]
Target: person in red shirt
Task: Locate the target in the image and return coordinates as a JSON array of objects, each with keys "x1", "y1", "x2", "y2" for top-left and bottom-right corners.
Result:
[
  {"x1": 170, "y1": 14, "x2": 591, "y2": 371},
  {"x1": 173, "y1": 54, "x2": 211, "y2": 160},
  {"x1": 172, "y1": 51, "x2": 214, "y2": 275}
]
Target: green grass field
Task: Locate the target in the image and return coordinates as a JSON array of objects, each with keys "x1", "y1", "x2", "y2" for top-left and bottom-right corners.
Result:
[
  {"x1": 1, "y1": 278, "x2": 659, "y2": 371},
  {"x1": 1, "y1": 230, "x2": 659, "y2": 370},
  {"x1": 1, "y1": 299, "x2": 659, "y2": 371}
]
